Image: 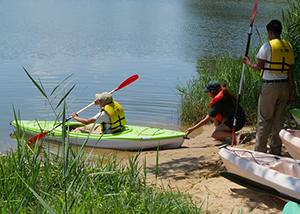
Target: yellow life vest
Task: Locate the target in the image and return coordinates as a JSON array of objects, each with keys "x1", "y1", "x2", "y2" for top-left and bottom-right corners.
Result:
[
  {"x1": 100, "y1": 101, "x2": 127, "y2": 133},
  {"x1": 261, "y1": 39, "x2": 294, "y2": 75}
]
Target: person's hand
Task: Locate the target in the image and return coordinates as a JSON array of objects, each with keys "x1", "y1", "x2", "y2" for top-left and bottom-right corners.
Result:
[
  {"x1": 185, "y1": 127, "x2": 194, "y2": 137},
  {"x1": 242, "y1": 56, "x2": 250, "y2": 65},
  {"x1": 94, "y1": 99, "x2": 100, "y2": 105},
  {"x1": 72, "y1": 112, "x2": 78, "y2": 118}
]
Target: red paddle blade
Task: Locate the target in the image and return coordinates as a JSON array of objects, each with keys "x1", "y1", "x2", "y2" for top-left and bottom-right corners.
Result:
[
  {"x1": 250, "y1": 0, "x2": 258, "y2": 26},
  {"x1": 115, "y1": 74, "x2": 139, "y2": 91},
  {"x1": 28, "y1": 131, "x2": 49, "y2": 145}
]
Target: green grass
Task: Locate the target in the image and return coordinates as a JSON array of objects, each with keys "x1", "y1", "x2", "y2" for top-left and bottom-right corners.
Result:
[
  {"x1": 283, "y1": 0, "x2": 300, "y2": 108},
  {"x1": 1, "y1": 133, "x2": 202, "y2": 213}
]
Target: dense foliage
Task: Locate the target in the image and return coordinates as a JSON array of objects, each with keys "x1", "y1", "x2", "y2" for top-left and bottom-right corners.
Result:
[{"x1": 283, "y1": 0, "x2": 300, "y2": 108}]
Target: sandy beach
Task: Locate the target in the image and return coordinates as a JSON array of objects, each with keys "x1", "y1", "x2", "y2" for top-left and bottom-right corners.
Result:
[{"x1": 136, "y1": 124, "x2": 290, "y2": 214}]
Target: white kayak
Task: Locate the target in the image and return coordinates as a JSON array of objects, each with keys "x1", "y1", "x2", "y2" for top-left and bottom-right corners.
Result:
[
  {"x1": 279, "y1": 129, "x2": 300, "y2": 160},
  {"x1": 219, "y1": 147, "x2": 300, "y2": 201}
]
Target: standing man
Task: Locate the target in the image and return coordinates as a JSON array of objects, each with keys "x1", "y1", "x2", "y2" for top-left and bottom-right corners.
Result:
[{"x1": 243, "y1": 19, "x2": 294, "y2": 155}]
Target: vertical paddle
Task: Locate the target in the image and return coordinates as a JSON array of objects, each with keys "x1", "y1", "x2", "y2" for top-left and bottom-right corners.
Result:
[
  {"x1": 28, "y1": 74, "x2": 139, "y2": 145},
  {"x1": 231, "y1": 0, "x2": 258, "y2": 147}
]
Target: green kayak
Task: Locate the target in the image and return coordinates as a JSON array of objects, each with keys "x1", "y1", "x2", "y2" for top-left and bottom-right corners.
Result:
[{"x1": 11, "y1": 120, "x2": 185, "y2": 150}]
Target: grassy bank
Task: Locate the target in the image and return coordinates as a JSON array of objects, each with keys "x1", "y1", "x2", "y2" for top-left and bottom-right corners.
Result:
[
  {"x1": 177, "y1": 1, "x2": 300, "y2": 128},
  {"x1": 2, "y1": 130, "x2": 202, "y2": 213}
]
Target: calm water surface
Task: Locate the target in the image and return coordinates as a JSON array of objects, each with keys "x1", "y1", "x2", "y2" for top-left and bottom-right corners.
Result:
[{"x1": 0, "y1": 0, "x2": 288, "y2": 151}]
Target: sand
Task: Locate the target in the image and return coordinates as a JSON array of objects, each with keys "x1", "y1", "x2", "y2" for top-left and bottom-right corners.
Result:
[{"x1": 136, "y1": 124, "x2": 290, "y2": 214}]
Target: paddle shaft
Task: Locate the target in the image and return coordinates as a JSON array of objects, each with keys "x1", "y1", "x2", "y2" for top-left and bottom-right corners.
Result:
[
  {"x1": 231, "y1": 0, "x2": 257, "y2": 147},
  {"x1": 48, "y1": 102, "x2": 95, "y2": 132},
  {"x1": 62, "y1": 75, "x2": 138, "y2": 125},
  {"x1": 28, "y1": 74, "x2": 139, "y2": 144},
  {"x1": 52, "y1": 85, "x2": 129, "y2": 130}
]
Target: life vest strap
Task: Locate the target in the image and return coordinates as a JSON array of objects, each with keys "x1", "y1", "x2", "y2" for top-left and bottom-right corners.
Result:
[
  {"x1": 110, "y1": 116, "x2": 126, "y2": 131},
  {"x1": 264, "y1": 57, "x2": 291, "y2": 73}
]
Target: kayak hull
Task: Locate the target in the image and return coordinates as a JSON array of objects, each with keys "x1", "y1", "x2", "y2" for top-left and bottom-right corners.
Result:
[
  {"x1": 11, "y1": 120, "x2": 185, "y2": 150},
  {"x1": 219, "y1": 147, "x2": 300, "y2": 201},
  {"x1": 279, "y1": 129, "x2": 300, "y2": 160}
]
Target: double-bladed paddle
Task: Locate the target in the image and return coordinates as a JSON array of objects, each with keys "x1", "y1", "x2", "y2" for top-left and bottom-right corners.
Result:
[
  {"x1": 231, "y1": 0, "x2": 258, "y2": 147},
  {"x1": 28, "y1": 74, "x2": 139, "y2": 145}
]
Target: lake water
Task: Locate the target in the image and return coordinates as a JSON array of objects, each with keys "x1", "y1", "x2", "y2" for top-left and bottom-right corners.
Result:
[{"x1": 0, "y1": 0, "x2": 288, "y2": 151}]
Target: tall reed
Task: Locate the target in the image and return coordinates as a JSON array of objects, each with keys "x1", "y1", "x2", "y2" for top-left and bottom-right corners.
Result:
[{"x1": 283, "y1": 0, "x2": 300, "y2": 109}]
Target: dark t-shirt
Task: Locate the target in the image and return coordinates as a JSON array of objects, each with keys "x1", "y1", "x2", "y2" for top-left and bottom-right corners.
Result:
[{"x1": 208, "y1": 97, "x2": 242, "y2": 118}]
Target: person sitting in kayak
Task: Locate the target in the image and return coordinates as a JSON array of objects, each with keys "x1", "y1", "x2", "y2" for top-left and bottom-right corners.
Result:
[
  {"x1": 71, "y1": 92, "x2": 127, "y2": 134},
  {"x1": 185, "y1": 81, "x2": 245, "y2": 144}
]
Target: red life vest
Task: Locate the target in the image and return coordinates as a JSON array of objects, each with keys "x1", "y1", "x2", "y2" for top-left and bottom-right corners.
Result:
[{"x1": 210, "y1": 90, "x2": 223, "y2": 122}]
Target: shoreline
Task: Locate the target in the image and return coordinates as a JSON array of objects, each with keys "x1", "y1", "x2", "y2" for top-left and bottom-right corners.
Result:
[{"x1": 138, "y1": 124, "x2": 289, "y2": 213}]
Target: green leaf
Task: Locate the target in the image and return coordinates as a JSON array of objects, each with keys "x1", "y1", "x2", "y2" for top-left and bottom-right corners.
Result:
[
  {"x1": 56, "y1": 84, "x2": 76, "y2": 109},
  {"x1": 50, "y1": 74, "x2": 75, "y2": 97},
  {"x1": 22, "y1": 66, "x2": 47, "y2": 98},
  {"x1": 17, "y1": 174, "x2": 55, "y2": 214}
]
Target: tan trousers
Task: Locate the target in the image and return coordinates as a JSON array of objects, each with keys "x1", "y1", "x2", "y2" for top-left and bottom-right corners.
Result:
[{"x1": 255, "y1": 82, "x2": 289, "y2": 155}]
